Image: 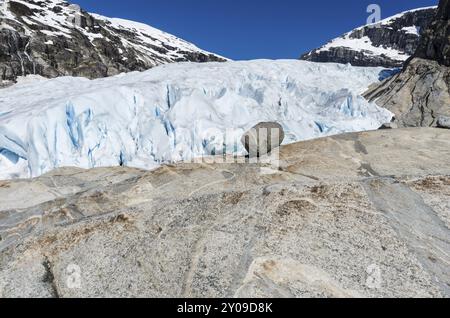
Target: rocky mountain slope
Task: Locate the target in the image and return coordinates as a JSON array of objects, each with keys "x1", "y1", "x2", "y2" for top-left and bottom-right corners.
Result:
[
  {"x1": 0, "y1": 60, "x2": 393, "y2": 180},
  {"x1": 0, "y1": 0, "x2": 225, "y2": 85},
  {"x1": 0, "y1": 128, "x2": 449, "y2": 298},
  {"x1": 300, "y1": 7, "x2": 437, "y2": 68},
  {"x1": 364, "y1": 0, "x2": 449, "y2": 127},
  {"x1": 415, "y1": 0, "x2": 450, "y2": 66}
]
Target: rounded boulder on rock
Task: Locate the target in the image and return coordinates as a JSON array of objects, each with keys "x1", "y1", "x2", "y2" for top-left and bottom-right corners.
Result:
[
  {"x1": 437, "y1": 116, "x2": 450, "y2": 129},
  {"x1": 241, "y1": 122, "x2": 285, "y2": 157}
]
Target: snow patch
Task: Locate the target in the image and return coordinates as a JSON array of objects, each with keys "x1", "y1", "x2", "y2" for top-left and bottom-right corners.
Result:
[
  {"x1": 401, "y1": 26, "x2": 421, "y2": 35},
  {"x1": 317, "y1": 35, "x2": 410, "y2": 61}
]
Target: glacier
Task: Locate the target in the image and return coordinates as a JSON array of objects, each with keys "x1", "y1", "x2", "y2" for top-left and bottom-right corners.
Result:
[{"x1": 0, "y1": 60, "x2": 393, "y2": 180}]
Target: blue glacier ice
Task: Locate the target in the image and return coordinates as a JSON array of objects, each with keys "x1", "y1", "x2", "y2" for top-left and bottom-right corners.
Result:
[{"x1": 0, "y1": 60, "x2": 393, "y2": 179}]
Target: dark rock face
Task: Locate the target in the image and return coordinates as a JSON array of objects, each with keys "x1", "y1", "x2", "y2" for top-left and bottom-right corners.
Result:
[
  {"x1": 300, "y1": 7, "x2": 437, "y2": 68},
  {"x1": 0, "y1": 0, "x2": 226, "y2": 83},
  {"x1": 414, "y1": 0, "x2": 450, "y2": 66},
  {"x1": 364, "y1": 0, "x2": 450, "y2": 128},
  {"x1": 378, "y1": 122, "x2": 398, "y2": 130},
  {"x1": 301, "y1": 47, "x2": 404, "y2": 68}
]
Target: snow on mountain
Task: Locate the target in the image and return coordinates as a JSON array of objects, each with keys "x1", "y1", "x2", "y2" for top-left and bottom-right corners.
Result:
[
  {"x1": 300, "y1": 6, "x2": 437, "y2": 68},
  {"x1": 0, "y1": 0, "x2": 226, "y2": 85},
  {"x1": 0, "y1": 60, "x2": 393, "y2": 180}
]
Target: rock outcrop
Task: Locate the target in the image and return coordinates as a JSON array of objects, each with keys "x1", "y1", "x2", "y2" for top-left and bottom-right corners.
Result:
[
  {"x1": 0, "y1": 0, "x2": 226, "y2": 85},
  {"x1": 300, "y1": 7, "x2": 437, "y2": 68},
  {"x1": 415, "y1": 0, "x2": 450, "y2": 66},
  {"x1": 364, "y1": 58, "x2": 450, "y2": 127},
  {"x1": 364, "y1": 0, "x2": 450, "y2": 127},
  {"x1": 0, "y1": 128, "x2": 449, "y2": 298}
]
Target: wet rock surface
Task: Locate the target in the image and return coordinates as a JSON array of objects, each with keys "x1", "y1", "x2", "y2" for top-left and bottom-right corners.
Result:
[{"x1": 0, "y1": 128, "x2": 449, "y2": 298}]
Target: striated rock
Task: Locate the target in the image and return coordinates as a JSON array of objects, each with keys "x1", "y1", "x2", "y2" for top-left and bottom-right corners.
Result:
[
  {"x1": 300, "y1": 7, "x2": 437, "y2": 68},
  {"x1": 0, "y1": 128, "x2": 449, "y2": 298},
  {"x1": 0, "y1": 0, "x2": 226, "y2": 83},
  {"x1": 364, "y1": 58, "x2": 450, "y2": 127},
  {"x1": 241, "y1": 122, "x2": 285, "y2": 157},
  {"x1": 364, "y1": 0, "x2": 450, "y2": 127}
]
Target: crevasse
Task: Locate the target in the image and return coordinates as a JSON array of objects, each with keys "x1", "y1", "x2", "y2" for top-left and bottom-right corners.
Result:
[{"x1": 0, "y1": 60, "x2": 393, "y2": 180}]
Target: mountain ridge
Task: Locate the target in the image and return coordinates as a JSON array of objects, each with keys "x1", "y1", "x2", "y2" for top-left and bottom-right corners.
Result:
[
  {"x1": 300, "y1": 6, "x2": 438, "y2": 68},
  {"x1": 0, "y1": 0, "x2": 226, "y2": 85}
]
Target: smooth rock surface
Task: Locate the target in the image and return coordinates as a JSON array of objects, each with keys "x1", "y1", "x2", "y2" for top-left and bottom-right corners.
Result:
[{"x1": 0, "y1": 128, "x2": 449, "y2": 298}]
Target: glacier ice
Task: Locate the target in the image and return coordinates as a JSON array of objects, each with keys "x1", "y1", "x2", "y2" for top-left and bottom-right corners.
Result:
[{"x1": 0, "y1": 60, "x2": 393, "y2": 180}]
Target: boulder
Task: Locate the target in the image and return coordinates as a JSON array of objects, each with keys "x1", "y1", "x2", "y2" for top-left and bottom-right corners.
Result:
[
  {"x1": 437, "y1": 116, "x2": 450, "y2": 129},
  {"x1": 241, "y1": 122, "x2": 285, "y2": 157}
]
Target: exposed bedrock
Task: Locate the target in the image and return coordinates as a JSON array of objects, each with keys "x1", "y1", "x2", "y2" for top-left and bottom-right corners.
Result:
[{"x1": 0, "y1": 128, "x2": 449, "y2": 298}]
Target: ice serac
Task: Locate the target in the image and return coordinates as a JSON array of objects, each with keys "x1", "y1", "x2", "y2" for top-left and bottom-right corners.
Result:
[
  {"x1": 364, "y1": 0, "x2": 450, "y2": 127},
  {"x1": 0, "y1": 60, "x2": 393, "y2": 180},
  {"x1": 300, "y1": 6, "x2": 437, "y2": 68},
  {"x1": 0, "y1": 0, "x2": 226, "y2": 85}
]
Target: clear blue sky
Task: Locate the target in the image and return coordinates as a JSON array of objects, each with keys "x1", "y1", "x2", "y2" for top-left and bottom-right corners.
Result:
[{"x1": 72, "y1": 0, "x2": 438, "y2": 60}]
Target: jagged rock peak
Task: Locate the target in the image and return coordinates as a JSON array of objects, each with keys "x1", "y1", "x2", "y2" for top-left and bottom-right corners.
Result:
[{"x1": 413, "y1": 0, "x2": 449, "y2": 66}]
